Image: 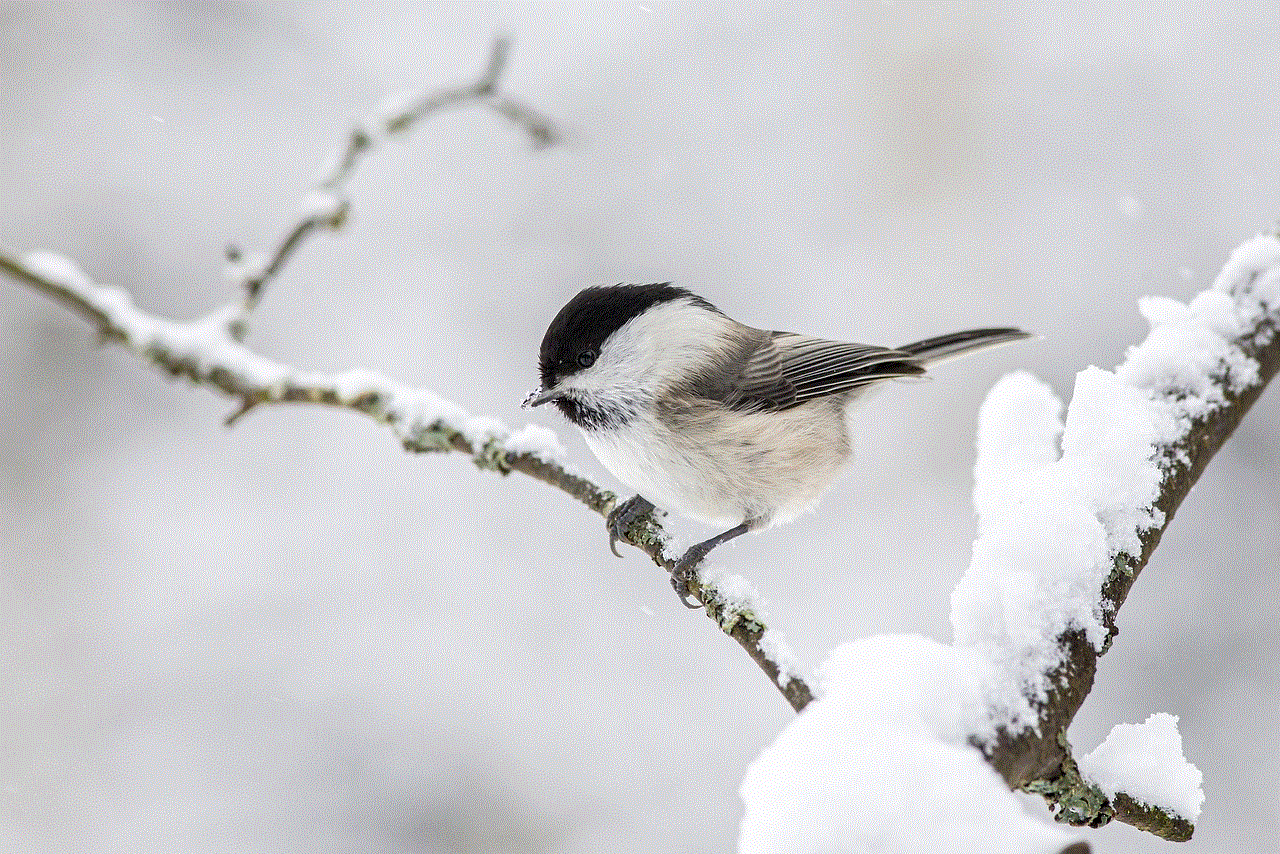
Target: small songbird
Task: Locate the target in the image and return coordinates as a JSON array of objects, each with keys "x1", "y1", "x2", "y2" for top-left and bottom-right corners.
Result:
[{"x1": 525, "y1": 283, "x2": 1028, "y2": 606}]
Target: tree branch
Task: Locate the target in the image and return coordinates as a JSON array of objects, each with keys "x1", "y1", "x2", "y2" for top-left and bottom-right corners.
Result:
[
  {"x1": 975, "y1": 236, "x2": 1280, "y2": 841},
  {"x1": 0, "y1": 243, "x2": 810, "y2": 713},
  {"x1": 1, "y1": 40, "x2": 809, "y2": 715},
  {"x1": 226, "y1": 36, "x2": 560, "y2": 311},
  {"x1": 6, "y1": 231, "x2": 1275, "y2": 846}
]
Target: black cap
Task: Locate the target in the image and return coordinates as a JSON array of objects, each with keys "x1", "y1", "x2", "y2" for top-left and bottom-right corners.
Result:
[{"x1": 537, "y1": 283, "x2": 717, "y2": 390}]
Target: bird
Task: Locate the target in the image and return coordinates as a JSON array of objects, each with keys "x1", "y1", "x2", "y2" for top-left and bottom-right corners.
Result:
[{"x1": 525, "y1": 283, "x2": 1029, "y2": 607}]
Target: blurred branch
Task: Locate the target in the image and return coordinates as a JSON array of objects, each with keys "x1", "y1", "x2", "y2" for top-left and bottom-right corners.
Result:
[
  {"x1": 0, "y1": 249, "x2": 811, "y2": 716},
  {"x1": 227, "y1": 35, "x2": 560, "y2": 313}
]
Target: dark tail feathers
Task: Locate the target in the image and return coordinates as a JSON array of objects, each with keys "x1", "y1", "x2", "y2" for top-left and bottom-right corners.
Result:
[{"x1": 897, "y1": 328, "x2": 1032, "y2": 365}]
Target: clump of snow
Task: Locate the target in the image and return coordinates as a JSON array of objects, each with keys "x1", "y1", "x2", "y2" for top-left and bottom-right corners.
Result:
[
  {"x1": 158, "y1": 305, "x2": 293, "y2": 390},
  {"x1": 756, "y1": 629, "x2": 802, "y2": 691},
  {"x1": 1079, "y1": 713, "x2": 1204, "y2": 822},
  {"x1": 741, "y1": 233, "x2": 1279, "y2": 853},
  {"x1": 950, "y1": 232, "x2": 1278, "y2": 739},
  {"x1": 956, "y1": 462, "x2": 1112, "y2": 713},
  {"x1": 738, "y1": 637, "x2": 1080, "y2": 854},
  {"x1": 501, "y1": 424, "x2": 567, "y2": 463},
  {"x1": 699, "y1": 565, "x2": 762, "y2": 613},
  {"x1": 299, "y1": 189, "x2": 345, "y2": 222},
  {"x1": 322, "y1": 368, "x2": 396, "y2": 405},
  {"x1": 1059, "y1": 367, "x2": 1175, "y2": 556},
  {"x1": 385, "y1": 385, "x2": 470, "y2": 434},
  {"x1": 1119, "y1": 291, "x2": 1257, "y2": 403},
  {"x1": 381, "y1": 387, "x2": 568, "y2": 463},
  {"x1": 954, "y1": 364, "x2": 1180, "y2": 733},
  {"x1": 952, "y1": 362, "x2": 1179, "y2": 730},
  {"x1": 23, "y1": 250, "x2": 96, "y2": 291},
  {"x1": 1213, "y1": 233, "x2": 1280, "y2": 321},
  {"x1": 972, "y1": 370, "x2": 1063, "y2": 530}
]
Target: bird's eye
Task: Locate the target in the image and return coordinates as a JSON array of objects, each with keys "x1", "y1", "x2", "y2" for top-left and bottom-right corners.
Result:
[{"x1": 576, "y1": 350, "x2": 597, "y2": 368}]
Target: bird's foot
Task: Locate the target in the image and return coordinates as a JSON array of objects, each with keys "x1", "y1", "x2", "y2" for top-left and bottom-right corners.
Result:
[
  {"x1": 669, "y1": 550, "x2": 706, "y2": 609},
  {"x1": 666, "y1": 521, "x2": 752, "y2": 610},
  {"x1": 606, "y1": 495, "x2": 656, "y2": 558}
]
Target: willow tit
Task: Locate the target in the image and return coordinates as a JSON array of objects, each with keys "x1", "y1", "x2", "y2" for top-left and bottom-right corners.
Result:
[{"x1": 525, "y1": 283, "x2": 1028, "y2": 607}]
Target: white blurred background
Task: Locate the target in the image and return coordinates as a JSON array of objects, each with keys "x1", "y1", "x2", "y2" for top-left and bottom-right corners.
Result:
[{"x1": 1, "y1": 3, "x2": 1277, "y2": 852}]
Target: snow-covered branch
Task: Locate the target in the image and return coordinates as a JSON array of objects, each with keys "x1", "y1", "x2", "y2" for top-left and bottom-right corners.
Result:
[
  {"x1": 6, "y1": 230, "x2": 1277, "y2": 850},
  {"x1": 6, "y1": 34, "x2": 1278, "y2": 850},
  {"x1": 969, "y1": 234, "x2": 1279, "y2": 839},
  {"x1": 0, "y1": 244, "x2": 810, "y2": 711},
  {"x1": 741, "y1": 234, "x2": 1279, "y2": 852}
]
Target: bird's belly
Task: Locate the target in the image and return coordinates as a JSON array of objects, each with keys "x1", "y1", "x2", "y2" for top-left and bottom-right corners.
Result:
[
  {"x1": 582, "y1": 424, "x2": 743, "y2": 527},
  {"x1": 580, "y1": 404, "x2": 851, "y2": 529}
]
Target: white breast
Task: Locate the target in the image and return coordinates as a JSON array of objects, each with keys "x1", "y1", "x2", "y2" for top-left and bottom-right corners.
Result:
[
  {"x1": 582, "y1": 415, "x2": 742, "y2": 527},
  {"x1": 581, "y1": 396, "x2": 854, "y2": 531}
]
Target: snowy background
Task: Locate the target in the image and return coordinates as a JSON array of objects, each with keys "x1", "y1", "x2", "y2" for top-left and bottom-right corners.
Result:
[{"x1": 2, "y1": 3, "x2": 1278, "y2": 852}]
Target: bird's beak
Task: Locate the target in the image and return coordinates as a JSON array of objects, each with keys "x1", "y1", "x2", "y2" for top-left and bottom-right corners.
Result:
[{"x1": 522, "y1": 385, "x2": 563, "y2": 408}]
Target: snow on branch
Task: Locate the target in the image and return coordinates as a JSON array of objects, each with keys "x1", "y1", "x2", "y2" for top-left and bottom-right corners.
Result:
[
  {"x1": 1078, "y1": 713, "x2": 1204, "y2": 826},
  {"x1": 7, "y1": 34, "x2": 1278, "y2": 850},
  {"x1": 4, "y1": 238, "x2": 1276, "y2": 852},
  {"x1": 740, "y1": 234, "x2": 1279, "y2": 852},
  {"x1": 970, "y1": 234, "x2": 1279, "y2": 839}
]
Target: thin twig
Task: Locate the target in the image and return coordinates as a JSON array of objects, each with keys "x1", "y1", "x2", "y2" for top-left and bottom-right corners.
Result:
[{"x1": 230, "y1": 36, "x2": 558, "y2": 312}]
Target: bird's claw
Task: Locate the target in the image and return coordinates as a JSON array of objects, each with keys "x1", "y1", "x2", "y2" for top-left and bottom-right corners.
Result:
[
  {"x1": 665, "y1": 520, "x2": 751, "y2": 610},
  {"x1": 606, "y1": 495, "x2": 656, "y2": 558},
  {"x1": 669, "y1": 557, "x2": 703, "y2": 609},
  {"x1": 606, "y1": 495, "x2": 711, "y2": 609}
]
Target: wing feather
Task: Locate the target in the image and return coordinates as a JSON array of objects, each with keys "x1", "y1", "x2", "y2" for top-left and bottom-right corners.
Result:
[
  {"x1": 719, "y1": 333, "x2": 797, "y2": 411},
  {"x1": 722, "y1": 332, "x2": 923, "y2": 412}
]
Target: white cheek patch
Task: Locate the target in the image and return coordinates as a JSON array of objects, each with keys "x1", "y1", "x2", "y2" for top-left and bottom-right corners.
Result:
[{"x1": 587, "y1": 299, "x2": 737, "y2": 395}]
